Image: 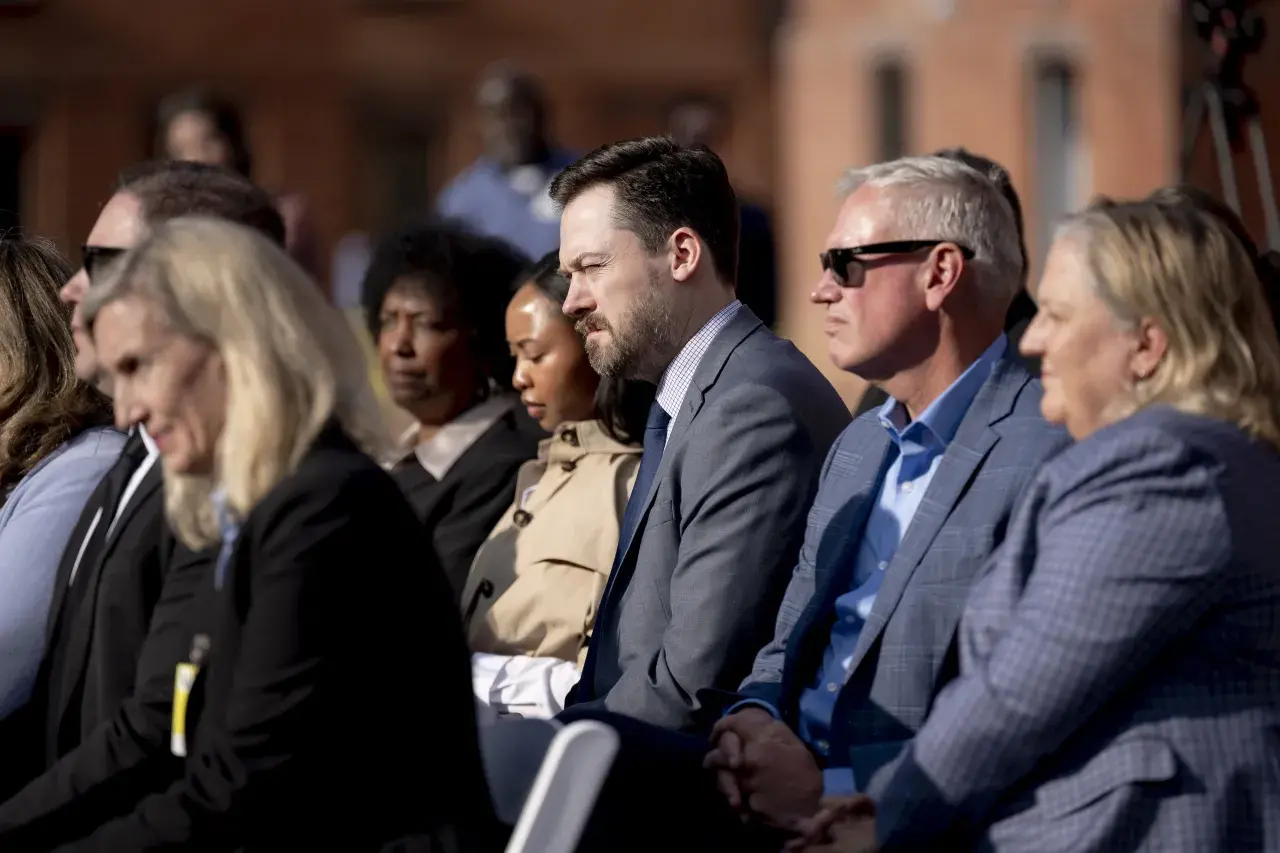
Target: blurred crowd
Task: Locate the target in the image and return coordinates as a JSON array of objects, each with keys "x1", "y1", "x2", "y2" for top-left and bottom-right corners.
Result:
[{"x1": 0, "y1": 57, "x2": 1276, "y2": 853}]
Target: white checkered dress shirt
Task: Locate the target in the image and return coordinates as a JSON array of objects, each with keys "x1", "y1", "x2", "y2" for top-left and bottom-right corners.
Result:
[{"x1": 655, "y1": 300, "x2": 742, "y2": 440}]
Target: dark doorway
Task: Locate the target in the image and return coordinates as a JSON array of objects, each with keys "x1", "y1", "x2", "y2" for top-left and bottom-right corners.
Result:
[{"x1": 0, "y1": 127, "x2": 23, "y2": 233}]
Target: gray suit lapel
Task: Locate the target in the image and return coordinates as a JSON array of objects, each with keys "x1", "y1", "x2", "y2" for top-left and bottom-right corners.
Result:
[
  {"x1": 845, "y1": 355, "x2": 1030, "y2": 674},
  {"x1": 617, "y1": 305, "x2": 764, "y2": 566},
  {"x1": 816, "y1": 429, "x2": 896, "y2": 589}
]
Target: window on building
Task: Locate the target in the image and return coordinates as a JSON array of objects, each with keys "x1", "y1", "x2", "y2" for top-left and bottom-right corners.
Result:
[
  {"x1": 874, "y1": 59, "x2": 909, "y2": 162},
  {"x1": 1032, "y1": 59, "x2": 1086, "y2": 269}
]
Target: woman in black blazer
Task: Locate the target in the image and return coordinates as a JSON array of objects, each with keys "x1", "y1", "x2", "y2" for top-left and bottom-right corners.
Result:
[
  {"x1": 70, "y1": 216, "x2": 495, "y2": 852},
  {"x1": 362, "y1": 222, "x2": 544, "y2": 597}
]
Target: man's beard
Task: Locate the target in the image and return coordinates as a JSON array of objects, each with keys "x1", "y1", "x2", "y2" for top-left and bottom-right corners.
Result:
[{"x1": 574, "y1": 270, "x2": 676, "y2": 381}]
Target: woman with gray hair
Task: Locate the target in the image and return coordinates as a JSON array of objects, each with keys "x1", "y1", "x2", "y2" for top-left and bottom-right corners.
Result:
[
  {"x1": 797, "y1": 198, "x2": 1280, "y2": 852},
  {"x1": 71, "y1": 217, "x2": 494, "y2": 851}
]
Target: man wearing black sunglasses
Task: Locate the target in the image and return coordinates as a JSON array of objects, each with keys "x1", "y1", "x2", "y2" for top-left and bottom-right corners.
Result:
[
  {"x1": 705, "y1": 155, "x2": 1069, "y2": 839},
  {"x1": 852, "y1": 148, "x2": 1039, "y2": 416},
  {"x1": 0, "y1": 162, "x2": 286, "y2": 847}
]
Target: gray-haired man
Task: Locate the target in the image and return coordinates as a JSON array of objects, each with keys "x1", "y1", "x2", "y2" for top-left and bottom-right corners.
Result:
[{"x1": 705, "y1": 155, "x2": 1070, "y2": 834}]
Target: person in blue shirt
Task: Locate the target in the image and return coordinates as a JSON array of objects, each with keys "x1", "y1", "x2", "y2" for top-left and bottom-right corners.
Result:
[
  {"x1": 701, "y1": 155, "x2": 1070, "y2": 841},
  {"x1": 436, "y1": 63, "x2": 575, "y2": 260}
]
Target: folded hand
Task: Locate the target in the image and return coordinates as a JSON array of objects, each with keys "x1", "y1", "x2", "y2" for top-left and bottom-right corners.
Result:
[
  {"x1": 704, "y1": 708, "x2": 824, "y2": 831},
  {"x1": 786, "y1": 795, "x2": 877, "y2": 853}
]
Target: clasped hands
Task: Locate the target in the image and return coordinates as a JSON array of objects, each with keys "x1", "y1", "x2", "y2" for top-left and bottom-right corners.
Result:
[{"x1": 703, "y1": 708, "x2": 877, "y2": 852}]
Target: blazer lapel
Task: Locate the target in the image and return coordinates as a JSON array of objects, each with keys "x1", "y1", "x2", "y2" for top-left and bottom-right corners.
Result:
[
  {"x1": 782, "y1": 430, "x2": 895, "y2": 706},
  {"x1": 810, "y1": 430, "x2": 895, "y2": 602},
  {"x1": 45, "y1": 497, "x2": 107, "y2": 643},
  {"x1": 101, "y1": 463, "x2": 161, "y2": 557},
  {"x1": 51, "y1": 464, "x2": 162, "y2": 733},
  {"x1": 615, "y1": 306, "x2": 765, "y2": 568},
  {"x1": 845, "y1": 356, "x2": 1030, "y2": 675},
  {"x1": 44, "y1": 454, "x2": 129, "y2": 644}
]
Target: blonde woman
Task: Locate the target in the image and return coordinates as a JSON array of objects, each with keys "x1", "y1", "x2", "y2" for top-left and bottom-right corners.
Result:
[
  {"x1": 75, "y1": 217, "x2": 494, "y2": 852},
  {"x1": 798, "y1": 199, "x2": 1280, "y2": 852},
  {"x1": 0, "y1": 236, "x2": 122, "y2": 722}
]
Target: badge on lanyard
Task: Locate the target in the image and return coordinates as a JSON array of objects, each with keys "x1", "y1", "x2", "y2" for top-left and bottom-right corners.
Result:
[
  {"x1": 171, "y1": 634, "x2": 210, "y2": 757},
  {"x1": 171, "y1": 664, "x2": 198, "y2": 757}
]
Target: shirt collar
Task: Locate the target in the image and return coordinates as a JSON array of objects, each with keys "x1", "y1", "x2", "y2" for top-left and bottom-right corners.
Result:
[
  {"x1": 137, "y1": 424, "x2": 160, "y2": 459},
  {"x1": 878, "y1": 333, "x2": 1008, "y2": 449},
  {"x1": 655, "y1": 300, "x2": 742, "y2": 421},
  {"x1": 210, "y1": 488, "x2": 239, "y2": 538},
  {"x1": 398, "y1": 396, "x2": 515, "y2": 480}
]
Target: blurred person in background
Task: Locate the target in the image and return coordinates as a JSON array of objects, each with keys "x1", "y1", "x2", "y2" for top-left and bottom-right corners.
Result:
[
  {"x1": 364, "y1": 222, "x2": 544, "y2": 596},
  {"x1": 0, "y1": 162, "x2": 288, "y2": 845},
  {"x1": 0, "y1": 237, "x2": 122, "y2": 723},
  {"x1": 804, "y1": 198, "x2": 1280, "y2": 852},
  {"x1": 667, "y1": 93, "x2": 778, "y2": 330},
  {"x1": 436, "y1": 62, "x2": 575, "y2": 259},
  {"x1": 157, "y1": 88, "x2": 319, "y2": 278},
  {"x1": 464, "y1": 250, "x2": 652, "y2": 719},
  {"x1": 68, "y1": 216, "x2": 493, "y2": 852},
  {"x1": 854, "y1": 146, "x2": 1039, "y2": 416}
]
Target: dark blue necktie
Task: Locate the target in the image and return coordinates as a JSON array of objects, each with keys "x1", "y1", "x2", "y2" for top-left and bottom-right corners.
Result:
[
  {"x1": 613, "y1": 401, "x2": 672, "y2": 572},
  {"x1": 572, "y1": 401, "x2": 671, "y2": 704}
]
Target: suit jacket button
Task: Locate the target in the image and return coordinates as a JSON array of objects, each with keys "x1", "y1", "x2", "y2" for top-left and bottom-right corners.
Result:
[{"x1": 512, "y1": 509, "x2": 533, "y2": 528}]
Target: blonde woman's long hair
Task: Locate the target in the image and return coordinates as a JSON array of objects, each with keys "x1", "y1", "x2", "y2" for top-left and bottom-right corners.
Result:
[
  {"x1": 84, "y1": 216, "x2": 389, "y2": 548},
  {"x1": 1059, "y1": 198, "x2": 1280, "y2": 448}
]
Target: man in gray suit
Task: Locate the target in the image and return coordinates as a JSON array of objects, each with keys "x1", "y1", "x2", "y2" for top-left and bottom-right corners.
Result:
[
  {"x1": 704, "y1": 155, "x2": 1070, "y2": 834},
  {"x1": 552, "y1": 137, "x2": 850, "y2": 731}
]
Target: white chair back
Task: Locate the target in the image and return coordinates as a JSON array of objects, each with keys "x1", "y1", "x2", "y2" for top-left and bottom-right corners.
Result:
[{"x1": 503, "y1": 720, "x2": 619, "y2": 853}]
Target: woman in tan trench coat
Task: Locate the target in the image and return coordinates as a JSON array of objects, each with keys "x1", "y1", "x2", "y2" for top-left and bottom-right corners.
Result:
[{"x1": 463, "y1": 251, "x2": 654, "y2": 719}]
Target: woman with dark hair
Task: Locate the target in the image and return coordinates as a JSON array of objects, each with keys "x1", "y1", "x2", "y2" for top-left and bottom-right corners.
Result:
[
  {"x1": 463, "y1": 249, "x2": 655, "y2": 720},
  {"x1": 156, "y1": 88, "x2": 319, "y2": 277},
  {"x1": 0, "y1": 236, "x2": 123, "y2": 720},
  {"x1": 365, "y1": 222, "x2": 544, "y2": 596}
]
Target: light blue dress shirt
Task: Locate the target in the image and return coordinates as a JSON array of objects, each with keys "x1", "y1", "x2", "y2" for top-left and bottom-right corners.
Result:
[{"x1": 798, "y1": 334, "x2": 1007, "y2": 795}]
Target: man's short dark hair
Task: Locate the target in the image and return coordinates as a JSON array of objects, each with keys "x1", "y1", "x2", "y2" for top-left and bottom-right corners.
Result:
[
  {"x1": 118, "y1": 161, "x2": 286, "y2": 247},
  {"x1": 361, "y1": 220, "x2": 529, "y2": 392},
  {"x1": 931, "y1": 146, "x2": 1028, "y2": 288},
  {"x1": 549, "y1": 136, "x2": 739, "y2": 286}
]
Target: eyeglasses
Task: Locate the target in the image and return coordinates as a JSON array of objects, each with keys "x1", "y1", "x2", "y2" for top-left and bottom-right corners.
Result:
[
  {"x1": 819, "y1": 240, "x2": 976, "y2": 287},
  {"x1": 81, "y1": 245, "x2": 127, "y2": 283}
]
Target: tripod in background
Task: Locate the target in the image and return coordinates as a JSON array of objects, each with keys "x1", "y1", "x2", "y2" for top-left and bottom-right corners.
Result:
[{"x1": 1181, "y1": 0, "x2": 1280, "y2": 251}]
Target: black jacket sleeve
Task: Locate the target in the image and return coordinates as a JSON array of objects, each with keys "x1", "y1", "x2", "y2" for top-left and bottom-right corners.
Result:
[{"x1": 0, "y1": 543, "x2": 212, "y2": 850}]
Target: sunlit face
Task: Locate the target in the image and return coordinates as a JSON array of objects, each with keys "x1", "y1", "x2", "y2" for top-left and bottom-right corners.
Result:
[
  {"x1": 559, "y1": 184, "x2": 676, "y2": 381},
  {"x1": 810, "y1": 186, "x2": 938, "y2": 380},
  {"x1": 376, "y1": 277, "x2": 477, "y2": 425},
  {"x1": 506, "y1": 282, "x2": 598, "y2": 431},
  {"x1": 62, "y1": 192, "x2": 148, "y2": 389},
  {"x1": 93, "y1": 296, "x2": 227, "y2": 475},
  {"x1": 1020, "y1": 238, "x2": 1140, "y2": 439},
  {"x1": 165, "y1": 109, "x2": 233, "y2": 168}
]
